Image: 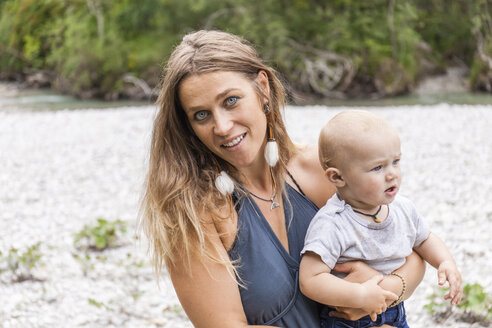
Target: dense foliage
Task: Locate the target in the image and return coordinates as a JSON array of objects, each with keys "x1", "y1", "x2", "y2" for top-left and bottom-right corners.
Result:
[{"x1": 1, "y1": 0, "x2": 492, "y2": 100}]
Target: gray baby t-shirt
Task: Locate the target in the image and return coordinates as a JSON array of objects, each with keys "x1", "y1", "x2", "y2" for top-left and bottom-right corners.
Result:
[{"x1": 301, "y1": 194, "x2": 430, "y2": 277}]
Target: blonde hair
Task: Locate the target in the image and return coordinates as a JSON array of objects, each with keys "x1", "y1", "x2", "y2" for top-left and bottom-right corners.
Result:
[
  {"x1": 318, "y1": 110, "x2": 394, "y2": 170},
  {"x1": 139, "y1": 30, "x2": 296, "y2": 279}
]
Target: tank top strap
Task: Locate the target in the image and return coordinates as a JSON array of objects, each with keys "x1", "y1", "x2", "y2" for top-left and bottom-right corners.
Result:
[{"x1": 286, "y1": 169, "x2": 306, "y2": 196}]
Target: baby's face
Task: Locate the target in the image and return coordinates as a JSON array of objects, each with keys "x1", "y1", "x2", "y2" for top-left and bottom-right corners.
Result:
[{"x1": 338, "y1": 129, "x2": 402, "y2": 211}]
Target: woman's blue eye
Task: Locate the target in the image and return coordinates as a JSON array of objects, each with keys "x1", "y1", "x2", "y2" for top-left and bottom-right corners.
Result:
[
  {"x1": 225, "y1": 96, "x2": 238, "y2": 106},
  {"x1": 393, "y1": 159, "x2": 400, "y2": 165},
  {"x1": 194, "y1": 111, "x2": 208, "y2": 121},
  {"x1": 372, "y1": 165, "x2": 382, "y2": 172}
]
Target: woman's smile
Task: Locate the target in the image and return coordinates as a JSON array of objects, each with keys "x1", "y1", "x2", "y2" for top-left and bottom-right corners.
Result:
[{"x1": 221, "y1": 132, "x2": 247, "y2": 149}]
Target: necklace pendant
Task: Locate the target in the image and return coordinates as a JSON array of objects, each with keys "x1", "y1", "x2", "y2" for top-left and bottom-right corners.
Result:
[{"x1": 270, "y1": 201, "x2": 280, "y2": 210}]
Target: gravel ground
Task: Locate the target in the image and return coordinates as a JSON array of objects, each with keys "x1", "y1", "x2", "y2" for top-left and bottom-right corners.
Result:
[{"x1": 0, "y1": 102, "x2": 490, "y2": 327}]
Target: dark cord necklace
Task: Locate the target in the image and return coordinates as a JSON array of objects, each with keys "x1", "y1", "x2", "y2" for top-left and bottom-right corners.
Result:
[
  {"x1": 353, "y1": 205, "x2": 383, "y2": 223},
  {"x1": 248, "y1": 190, "x2": 280, "y2": 211},
  {"x1": 248, "y1": 188, "x2": 280, "y2": 211},
  {"x1": 245, "y1": 168, "x2": 280, "y2": 211}
]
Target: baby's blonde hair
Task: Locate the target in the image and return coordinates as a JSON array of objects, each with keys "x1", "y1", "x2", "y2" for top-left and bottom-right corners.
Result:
[{"x1": 318, "y1": 110, "x2": 395, "y2": 170}]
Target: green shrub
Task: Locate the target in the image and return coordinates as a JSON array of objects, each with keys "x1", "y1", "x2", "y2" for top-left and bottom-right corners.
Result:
[
  {"x1": 425, "y1": 283, "x2": 491, "y2": 326},
  {"x1": 0, "y1": 243, "x2": 43, "y2": 282},
  {"x1": 74, "y1": 218, "x2": 127, "y2": 251}
]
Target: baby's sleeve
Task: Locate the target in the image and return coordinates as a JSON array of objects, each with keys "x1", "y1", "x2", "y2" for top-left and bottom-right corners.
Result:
[
  {"x1": 301, "y1": 213, "x2": 344, "y2": 270},
  {"x1": 410, "y1": 201, "x2": 431, "y2": 247}
]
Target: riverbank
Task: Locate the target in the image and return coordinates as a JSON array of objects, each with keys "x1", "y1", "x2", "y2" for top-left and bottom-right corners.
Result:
[
  {"x1": 1, "y1": 104, "x2": 490, "y2": 327},
  {"x1": 0, "y1": 82, "x2": 152, "y2": 112}
]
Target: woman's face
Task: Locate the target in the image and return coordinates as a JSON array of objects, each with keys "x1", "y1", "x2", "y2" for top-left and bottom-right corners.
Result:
[{"x1": 179, "y1": 71, "x2": 270, "y2": 170}]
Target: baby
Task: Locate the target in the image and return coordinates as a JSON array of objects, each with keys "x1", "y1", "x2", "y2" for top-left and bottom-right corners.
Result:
[{"x1": 299, "y1": 110, "x2": 462, "y2": 328}]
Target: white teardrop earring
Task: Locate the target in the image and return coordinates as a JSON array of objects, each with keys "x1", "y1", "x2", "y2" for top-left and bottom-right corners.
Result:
[
  {"x1": 215, "y1": 170, "x2": 234, "y2": 196},
  {"x1": 264, "y1": 119, "x2": 279, "y2": 167},
  {"x1": 212, "y1": 156, "x2": 234, "y2": 196}
]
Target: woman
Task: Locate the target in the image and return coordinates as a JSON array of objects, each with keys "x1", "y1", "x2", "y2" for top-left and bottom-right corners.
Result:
[{"x1": 139, "y1": 30, "x2": 425, "y2": 327}]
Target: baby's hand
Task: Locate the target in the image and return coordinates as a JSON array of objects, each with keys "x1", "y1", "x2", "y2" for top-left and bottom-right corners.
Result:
[
  {"x1": 360, "y1": 275, "x2": 398, "y2": 321},
  {"x1": 438, "y1": 260, "x2": 462, "y2": 305}
]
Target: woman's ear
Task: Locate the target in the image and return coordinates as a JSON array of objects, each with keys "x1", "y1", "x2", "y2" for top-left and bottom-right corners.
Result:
[
  {"x1": 325, "y1": 168, "x2": 345, "y2": 187},
  {"x1": 256, "y1": 70, "x2": 270, "y2": 102}
]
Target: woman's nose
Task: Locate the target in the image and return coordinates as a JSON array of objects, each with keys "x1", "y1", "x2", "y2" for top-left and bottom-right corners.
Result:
[{"x1": 213, "y1": 110, "x2": 233, "y2": 136}]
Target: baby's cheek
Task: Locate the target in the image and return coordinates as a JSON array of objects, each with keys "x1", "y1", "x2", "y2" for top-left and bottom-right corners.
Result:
[{"x1": 365, "y1": 179, "x2": 383, "y2": 193}]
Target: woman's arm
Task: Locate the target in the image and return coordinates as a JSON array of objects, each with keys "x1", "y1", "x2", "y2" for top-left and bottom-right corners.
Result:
[
  {"x1": 168, "y1": 221, "x2": 276, "y2": 328},
  {"x1": 329, "y1": 252, "x2": 426, "y2": 321},
  {"x1": 383, "y1": 251, "x2": 426, "y2": 301},
  {"x1": 299, "y1": 252, "x2": 397, "y2": 320}
]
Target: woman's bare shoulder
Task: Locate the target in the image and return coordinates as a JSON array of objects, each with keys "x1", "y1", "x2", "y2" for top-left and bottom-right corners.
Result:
[
  {"x1": 289, "y1": 144, "x2": 322, "y2": 181},
  {"x1": 288, "y1": 144, "x2": 335, "y2": 208},
  {"x1": 195, "y1": 202, "x2": 238, "y2": 252},
  {"x1": 293, "y1": 144, "x2": 319, "y2": 168}
]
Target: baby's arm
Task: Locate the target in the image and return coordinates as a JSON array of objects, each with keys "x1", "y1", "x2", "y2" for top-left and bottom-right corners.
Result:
[
  {"x1": 413, "y1": 232, "x2": 462, "y2": 305},
  {"x1": 299, "y1": 252, "x2": 398, "y2": 320}
]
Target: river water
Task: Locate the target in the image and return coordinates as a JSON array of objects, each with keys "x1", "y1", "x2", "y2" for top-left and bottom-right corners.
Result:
[
  {"x1": 0, "y1": 83, "x2": 152, "y2": 112},
  {"x1": 5, "y1": 82, "x2": 492, "y2": 111}
]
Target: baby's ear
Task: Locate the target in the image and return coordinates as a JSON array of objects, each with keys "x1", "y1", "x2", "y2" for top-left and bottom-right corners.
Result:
[{"x1": 325, "y1": 168, "x2": 345, "y2": 187}]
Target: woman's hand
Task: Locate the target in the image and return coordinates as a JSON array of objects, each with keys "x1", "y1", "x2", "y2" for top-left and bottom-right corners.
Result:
[
  {"x1": 329, "y1": 308, "x2": 398, "y2": 326},
  {"x1": 328, "y1": 306, "x2": 368, "y2": 321},
  {"x1": 329, "y1": 306, "x2": 397, "y2": 328}
]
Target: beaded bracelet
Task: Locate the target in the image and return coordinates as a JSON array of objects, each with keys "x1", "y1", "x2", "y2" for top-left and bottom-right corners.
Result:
[{"x1": 389, "y1": 273, "x2": 406, "y2": 307}]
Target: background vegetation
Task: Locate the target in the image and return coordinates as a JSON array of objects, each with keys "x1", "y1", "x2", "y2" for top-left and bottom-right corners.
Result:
[{"x1": 2, "y1": 0, "x2": 492, "y2": 101}]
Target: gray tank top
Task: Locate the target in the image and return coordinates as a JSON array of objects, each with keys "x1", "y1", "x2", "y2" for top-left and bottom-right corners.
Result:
[{"x1": 228, "y1": 182, "x2": 321, "y2": 327}]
